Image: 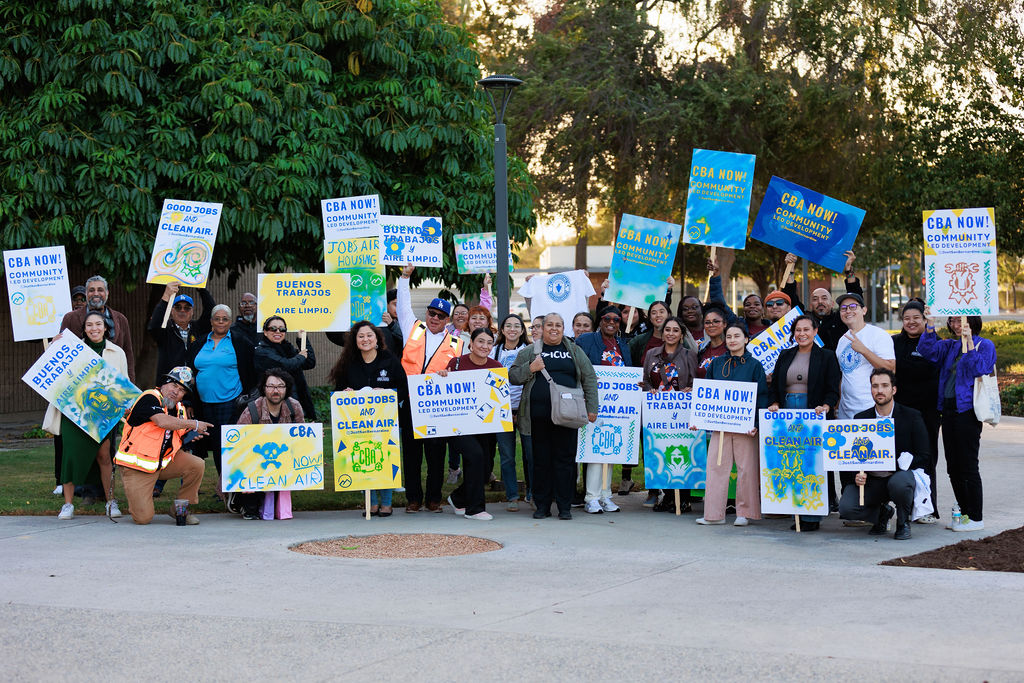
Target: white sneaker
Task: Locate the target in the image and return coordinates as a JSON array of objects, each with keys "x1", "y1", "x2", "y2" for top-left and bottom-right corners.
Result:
[
  {"x1": 584, "y1": 500, "x2": 603, "y2": 514},
  {"x1": 733, "y1": 516, "x2": 749, "y2": 526},
  {"x1": 598, "y1": 497, "x2": 620, "y2": 513},
  {"x1": 696, "y1": 517, "x2": 725, "y2": 525},
  {"x1": 952, "y1": 517, "x2": 984, "y2": 532},
  {"x1": 914, "y1": 514, "x2": 938, "y2": 525},
  {"x1": 446, "y1": 468, "x2": 462, "y2": 485},
  {"x1": 105, "y1": 500, "x2": 122, "y2": 518},
  {"x1": 447, "y1": 495, "x2": 465, "y2": 516},
  {"x1": 53, "y1": 485, "x2": 63, "y2": 495},
  {"x1": 57, "y1": 503, "x2": 74, "y2": 520},
  {"x1": 393, "y1": 487, "x2": 406, "y2": 493},
  {"x1": 466, "y1": 511, "x2": 493, "y2": 521}
]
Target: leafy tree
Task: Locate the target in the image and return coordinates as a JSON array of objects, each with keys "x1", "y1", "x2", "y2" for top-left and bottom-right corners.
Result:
[{"x1": 0, "y1": 0, "x2": 535, "y2": 296}]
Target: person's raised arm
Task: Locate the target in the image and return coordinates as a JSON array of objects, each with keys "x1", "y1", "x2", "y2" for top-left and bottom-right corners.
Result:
[{"x1": 397, "y1": 264, "x2": 417, "y2": 336}]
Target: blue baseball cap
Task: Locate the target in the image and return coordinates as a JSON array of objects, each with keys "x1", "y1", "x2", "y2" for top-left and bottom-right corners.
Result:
[
  {"x1": 173, "y1": 294, "x2": 194, "y2": 307},
  {"x1": 427, "y1": 298, "x2": 452, "y2": 317}
]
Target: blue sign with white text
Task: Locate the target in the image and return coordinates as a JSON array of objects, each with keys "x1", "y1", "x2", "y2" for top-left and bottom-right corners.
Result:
[{"x1": 684, "y1": 149, "x2": 756, "y2": 249}]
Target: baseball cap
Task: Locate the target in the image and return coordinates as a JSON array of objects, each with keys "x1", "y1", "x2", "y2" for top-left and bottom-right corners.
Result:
[
  {"x1": 173, "y1": 294, "x2": 194, "y2": 307},
  {"x1": 836, "y1": 292, "x2": 865, "y2": 307},
  {"x1": 427, "y1": 298, "x2": 452, "y2": 317}
]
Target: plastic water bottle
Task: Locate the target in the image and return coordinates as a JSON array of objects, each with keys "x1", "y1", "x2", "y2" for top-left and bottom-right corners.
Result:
[{"x1": 951, "y1": 505, "x2": 962, "y2": 527}]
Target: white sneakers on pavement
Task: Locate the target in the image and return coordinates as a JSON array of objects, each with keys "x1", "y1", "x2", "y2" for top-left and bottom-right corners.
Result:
[
  {"x1": 447, "y1": 495, "x2": 465, "y2": 516},
  {"x1": 105, "y1": 500, "x2": 122, "y2": 518},
  {"x1": 57, "y1": 503, "x2": 74, "y2": 520},
  {"x1": 584, "y1": 500, "x2": 603, "y2": 514},
  {"x1": 733, "y1": 516, "x2": 749, "y2": 526},
  {"x1": 598, "y1": 497, "x2": 620, "y2": 513},
  {"x1": 952, "y1": 517, "x2": 984, "y2": 532},
  {"x1": 696, "y1": 517, "x2": 725, "y2": 525},
  {"x1": 466, "y1": 511, "x2": 493, "y2": 521}
]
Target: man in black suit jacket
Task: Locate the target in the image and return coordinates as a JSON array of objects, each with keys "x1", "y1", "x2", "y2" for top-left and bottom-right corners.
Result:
[{"x1": 839, "y1": 368, "x2": 930, "y2": 540}]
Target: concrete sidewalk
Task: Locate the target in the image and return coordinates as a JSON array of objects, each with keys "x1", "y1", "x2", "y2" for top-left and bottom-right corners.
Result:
[{"x1": 3, "y1": 420, "x2": 1024, "y2": 681}]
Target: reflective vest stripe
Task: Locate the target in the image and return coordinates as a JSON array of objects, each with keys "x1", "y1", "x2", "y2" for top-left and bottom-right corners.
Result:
[{"x1": 401, "y1": 320, "x2": 464, "y2": 375}]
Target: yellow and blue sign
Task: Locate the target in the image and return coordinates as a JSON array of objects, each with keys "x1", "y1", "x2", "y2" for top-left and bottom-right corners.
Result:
[
  {"x1": 684, "y1": 149, "x2": 756, "y2": 249},
  {"x1": 147, "y1": 198, "x2": 222, "y2": 287},
  {"x1": 750, "y1": 176, "x2": 865, "y2": 272},
  {"x1": 4, "y1": 246, "x2": 73, "y2": 341},
  {"x1": 331, "y1": 389, "x2": 402, "y2": 491},
  {"x1": 380, "y1": 215, "x2": 443, "y2": 267},
  {"x1": 221, "y1": 422, "x2": 324, "y2": 491},
  {"x1": 643, "y1": 390, "x2": 707, "y2": 490},
  {"x1": 257, "y1": 273, "x2": 351, "y2": 332},
  {"x1": 325, "y1": 238, "x2": 386, "y2": 325},
  {"x1": 606, "y1": 213, "x2": 682, "y2": 309},
  {"x1": 576, "y1": 367, "x2": 642, "y2": 465},
  {"x1": 758, "y1": 409, "x2": 828, "y2": 516},
  {"x1": 823, "y1": 418, "x2": 896, "y2": 471},
  {"x1": 408, "y1": 368, "x2": 513, "y2": 438}
]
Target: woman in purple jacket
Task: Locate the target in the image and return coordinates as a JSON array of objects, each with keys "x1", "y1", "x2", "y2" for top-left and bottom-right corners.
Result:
[{"x1": 917, "y1": 314, "x2": 997, "y2": 532}]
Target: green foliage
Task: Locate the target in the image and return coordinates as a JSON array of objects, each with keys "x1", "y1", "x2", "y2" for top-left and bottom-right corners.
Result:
[
  {"x1": 1002, "y1": 385, "x2": 1024, "y2": 418},
  {"x1": 20, "y1": 425, "x2": 51, "y2": 439},
  {"x1": 0, "y1": 0, "x2": 536, "y2": 295}
]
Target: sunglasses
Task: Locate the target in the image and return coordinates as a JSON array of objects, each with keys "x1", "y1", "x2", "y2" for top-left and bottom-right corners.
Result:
[
  {"x1": 265, "y1": 326, "x2": 287, "y2": 333},
  {"x1": 427, "y1": 310, "x2": 449, "y2": 319},
  {"x1": 765, "y1": 301, "x2": 787, "y2": 308},
  {"x1": 601, "y1": 316, "x2": 621, "y2": 323}
]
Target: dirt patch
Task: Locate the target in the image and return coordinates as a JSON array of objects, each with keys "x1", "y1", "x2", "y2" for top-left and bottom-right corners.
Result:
[
  {"x1": 291, "y1": 533, "x2": 502, "y2": 559},
  {"x1": 881, "y1": 526, "x2": 1024, "y2": 573}
]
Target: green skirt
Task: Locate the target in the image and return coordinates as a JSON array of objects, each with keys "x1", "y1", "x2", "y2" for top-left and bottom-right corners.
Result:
[{"x1": 59, "y1": 416, "x2": 105, "y2": 487}]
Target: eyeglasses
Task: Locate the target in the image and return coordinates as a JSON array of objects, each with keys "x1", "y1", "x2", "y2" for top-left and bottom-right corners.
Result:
[
  {"x1": 239, "y1": 301, "x2": 256, "y2": 307},
  {"x1": 475, "y1": 338, "x2": 495, "y2": 346},
  {"x1": 265, "y1": 383, "x2": 287, "y2": 390},
  {"x1": 765, "y1": 301, "x2": 787, "y2": 308},
  {"x1": 427, "y1": 310, "x2": 448, "y2": 320},
  {"x1": 839, "y1": 303, "x2": 861, "y2": 311},
  {"x1": 265, "y1": 326, "x2": 287, "y2": 333}
]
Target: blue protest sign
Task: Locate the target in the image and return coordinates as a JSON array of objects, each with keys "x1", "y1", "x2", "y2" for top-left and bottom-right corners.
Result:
[
  {"x1": 683, "y1": 149, "x2": 756, "y2": 249},
  {"x1": 750, "y1": 176, "x2": 865, "y2": 272},
  {"x1": 606, "y1": 214, "x2": 681, "y2": 309}
]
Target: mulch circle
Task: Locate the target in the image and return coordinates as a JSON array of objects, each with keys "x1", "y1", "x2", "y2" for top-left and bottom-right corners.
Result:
[
  {"x1": 881, "y1": 526, "x2": 1024, "y2": 573},
  {"x1": 291, "y1": 533, "x2": 502, "y2": 559}
]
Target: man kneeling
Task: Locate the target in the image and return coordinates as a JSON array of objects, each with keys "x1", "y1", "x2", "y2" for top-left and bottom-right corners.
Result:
[
  {"x1": 115, "y1": 367, "x2": 213, "y2": 524},
  {"x1": 839, "y1": 368, "x2": 930, "y2": 540}
]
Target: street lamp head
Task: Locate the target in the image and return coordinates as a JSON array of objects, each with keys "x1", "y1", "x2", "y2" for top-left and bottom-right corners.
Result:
[{"x1": 478, "y1": 74, "x2": 523, "y2": 125}]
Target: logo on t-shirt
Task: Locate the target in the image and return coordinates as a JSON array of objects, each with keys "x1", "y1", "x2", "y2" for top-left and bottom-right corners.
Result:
[
  {"x1": 542, "y1": 350, "x2": 572, "y2": 360},
  {"x1": 838, "y1": 345, "x2": 863, "y2": 373},
  {"x1": 547, "y1": 274, "x2": 571, "y2": 302}
]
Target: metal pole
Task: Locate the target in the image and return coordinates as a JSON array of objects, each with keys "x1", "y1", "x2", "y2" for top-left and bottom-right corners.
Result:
[{"x1": 493, "y1": 122, "x2": 510, "y2": 322}]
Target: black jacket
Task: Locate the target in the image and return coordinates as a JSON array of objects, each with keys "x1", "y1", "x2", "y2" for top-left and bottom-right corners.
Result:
[
  {"x1": 800, "y1": 277, "x2": 864, "y2": 351},
  {"x1": 331, "y1": 349, "x2": 409, "y2": 404},
  {"x1": 326, "y1": 322, "x2": 403, "y2": 357},
  {"x1": 893, "y1": 332, "x2": 940, "y2": 416},
  {"x1": 185, "y1": 329, "x2": 258, "y2": 397},
  {"x1": 230, "y1": 317, "x2": 259, "y2": 349},
  {"x1": 147, "y1": 288, "x2": 215, "y2": 383},
  {"x1": 853, "y1": 402, "x2": 931, "y2": 473},
  {"x1": 770, "y1": 345, "x2": 842, "y2": 417},
  {"x1": 254, "y1": 337, "x2": 317, "y2": 420}
]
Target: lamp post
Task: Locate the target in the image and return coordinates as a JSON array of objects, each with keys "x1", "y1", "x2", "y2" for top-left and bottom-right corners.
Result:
[{"x1": 478, "y1": 74, "x2": 522, "y2": 322}]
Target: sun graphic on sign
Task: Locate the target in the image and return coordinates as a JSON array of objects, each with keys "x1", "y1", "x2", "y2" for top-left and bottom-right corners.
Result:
[{"x1": 170, "y1": 211, "x2": 185, "y2": 222}]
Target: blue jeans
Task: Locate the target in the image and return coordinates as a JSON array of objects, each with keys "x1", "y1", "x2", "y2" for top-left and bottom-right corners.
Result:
[
  {"x1": 496, "y1": 426, "x2": 532, "y2": 501},
  {"x1": 370, "y1": 489, "x2": 393, "y2": 506},
  {"x1": 785, "y1": 392, "x2": 821, "y2": 523}
]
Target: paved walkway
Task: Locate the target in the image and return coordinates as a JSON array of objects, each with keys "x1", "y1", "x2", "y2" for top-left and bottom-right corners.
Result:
[{"x1": 3, "y1": 419, "x2": 1024, "y2": 681}]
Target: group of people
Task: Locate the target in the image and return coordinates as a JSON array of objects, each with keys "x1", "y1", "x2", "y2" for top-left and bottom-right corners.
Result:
[{"x1": 44, "y1": 253, "x2": 998, "y2": 538}]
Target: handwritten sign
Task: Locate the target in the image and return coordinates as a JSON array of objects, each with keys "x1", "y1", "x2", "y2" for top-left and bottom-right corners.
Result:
[
  {"x1": 750, "y1": 177, "x2": 865, "y2": 273},
  {"x1": 408, "y1": 368, "x2": 513, "y2": 438},
  {"x1": 689, "y1": 378, "x2": 757, "y2": 433},
  {"x1": 747, "y1": 306, "x2": 823, "y2": 374},
  {"x1": 759, "y1": 409, "x2": 828, "y2": 516},
  {"x1": 683, "y1": 149, "x2": 756, "y2": 249},
  {"x1": 576, "y1": 367, "x2": 642, "y2": 464},
  {"x1": 221, "y1": 422, "x2": 324, "y2": 492},
  {"x1": 324, "y1": 238, "x2": 385, "y2": 325},
  {"x1": 4, "y1": 246, "x2": 72, "y2": 341},
  {"x1": 321, "y1": 194, "x2": 380, "y2": 239},
  {"x1": 923, "y1": 207, "x2": 998, "y2": 316},
  {"x1": 21, "y1": 334, "x2": 141, "y2": 442},
  {"x1": 331, "y1": 389, "x2": 402, "y2": 491},
  {"x1": 453, "y1": 232, "x2": 514, "y2": 274},
  {"x1": 257, "y1": 273, "x2": 351, "y2": 332},
  {"x1": 146, "y1": 198, "x2": 222, "y2": 287},
  {"x1": 643, "y1": 390, "x2": 708, "y2": 489},
  {"x1": 822, "y1": 418, "x2": 896, "y2": 471},
  {"x1": 607, "y1": 213, "x2": 682, "y2": 309},
  {"x1": 380, "y1": 215, "x2": 443, "y2": 267}
]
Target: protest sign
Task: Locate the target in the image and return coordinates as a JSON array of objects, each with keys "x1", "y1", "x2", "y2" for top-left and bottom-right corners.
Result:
[
  {"x1": 453, "y1": 232, "x2": 514, "y2": 274},
  {"x1": 4, "y1": 246, "x2": 72, "y2": 341},
  {"x1": 409, "y1": 368, "x2": 513, "y2": 438},
  {"x1": 750, "y1": 177, "x2": 865, "y2": 273},
  {"x1": 257, "y1": 274, "x2": 351, "y2": 332},
  {"x1": 822, "y1": 418, "x2": 896, "y2": 472},
  {"x1": 221, "y1": 423, "x2": 324, "y2": 492},
  {"x1": 689, "y1": 379, "x2": 757, "y2": 434},
  {"x1": 321, "y1": 194, "x2": 380, "y2": 239},
  {"x1": 606, "y1": 214, "x2": 682, "y2": 309},
  {"x1": 380, "y1": 215, "x2": 443, "y2": 267},
  {"x1": 758, "y1": 409, "x2": 829, "y2": 516},
  {"x1": 146, "y1": 199, "x2": 222, "y2": 287},
  {"x1": 643, "y1": 390, "x2": 708, "y2": 490},
  {"x1": 331, "y1": 389, "x2": 402, "y2": 491},
  {"x1": 22, "y1": 334, "x2": 140, "y2": 442},
  {"x1": 747, "y1": 306, "x2": 823, "y2": 374},
  {"x1": 324, "y1": 238, "x2": 385, "y2": 325},
  {"x1": 922, "y1": 207, "x2": 998, "y2": 316},
  {"x1": 576, "y1": 367, "x2": 643, "y2": 465},
  {"x1": 683, "y1": 149, "x2": 756, "y2": 249}
]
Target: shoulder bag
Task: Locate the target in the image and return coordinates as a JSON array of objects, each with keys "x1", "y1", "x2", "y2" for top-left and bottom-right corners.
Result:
[
  {"x1": 533, "y1": 340, "x2": 589, "y2": 429},
  {"x1": 973, "y1": 368, "x2": 1001, "y2": 426}
]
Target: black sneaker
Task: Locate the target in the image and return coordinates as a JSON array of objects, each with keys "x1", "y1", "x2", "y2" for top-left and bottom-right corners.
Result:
[
  {"x1": 869, "y1": 504, "x2": 894, "y2": 535},
  {"x1": 242, "y1": 511, "x2": 260, "y2": 520},
  {"x1": 558, "y1": 510, "x2": 572, "y2": 520},
  {"x1": 226, "y1": 493, "x2": 241, "y2": 515},
  {"x1": 894, "y1": 523, "x2": 911, "y2": 540}
]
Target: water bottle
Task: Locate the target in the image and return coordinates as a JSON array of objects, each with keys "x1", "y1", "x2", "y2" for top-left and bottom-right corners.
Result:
[{"x1": 951, "y1": 505, "x2": 962, "y2": 527}]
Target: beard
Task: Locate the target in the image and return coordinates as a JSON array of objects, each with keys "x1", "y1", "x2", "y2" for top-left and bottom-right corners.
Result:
[
  {"x1": 242, "y1": 312, "x2": 255, "y2": 322},
  {"x1": 87, "y1": 296, "x2": 106, "y2": 310},
  {"x1": 161, "y1": 395, "x2": 178, "y2": 410}
]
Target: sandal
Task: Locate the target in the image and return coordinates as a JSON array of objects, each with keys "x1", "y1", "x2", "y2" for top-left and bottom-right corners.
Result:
[
  {"x1": 379, "y1": 506, "x2": 393, "y2": 517},
  {"x1": 369, "y1": 505, "x2": 380, "y2": 516}
]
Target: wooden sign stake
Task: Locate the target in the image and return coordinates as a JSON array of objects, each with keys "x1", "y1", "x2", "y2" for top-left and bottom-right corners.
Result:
[
  {"x1": 624, "y1": 307, "x2": 637, "y2": 335},
  {"x1": 960, "y1": 315, "x2": 970, "y2": 353},
  {"x1": 859, "y1": 471, "x2": 865, "y2": 506},
  {"x1": 300, "y1": 330, "x2": 307, "y2": 352},
  {"x1": 780, "y1": 262, "x2": 794, "y2": 291},
  {"x1": 365, "y1": 489, "x2": 371, "y2": 521},
  {"x1": 601, "y1": 464, "x2": 609, "y2": 494},
  {"x1": 794, "y1": 515, "x2": 802, "y2": 533},
  {"x1": 43, "y1": 338, "x2": 49, "y2": 351},
  {"x1": 715, "y1": 431, "x2": 725, "y2": 467},
  {"x1": 161, "y1": 299, "x2": 173, "y2": 328},
  {"x1": 674, "y1": 489, "x2": 681, "y2": 516}
]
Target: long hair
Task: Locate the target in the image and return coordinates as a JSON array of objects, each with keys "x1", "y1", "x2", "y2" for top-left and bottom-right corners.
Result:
[
  {"x1": 330, "y1": 321, "x2": 385, "y2": 387},
  {"x1": 493, "y1": 313, "x2": 527, "y2": 356}
]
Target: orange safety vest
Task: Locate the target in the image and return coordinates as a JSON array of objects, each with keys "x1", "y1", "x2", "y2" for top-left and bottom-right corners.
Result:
[
  {"x1": 114, "y1": 389, "x2": 188, "y2": 473},
  {"x1": 401, "y1": 320, "x2": 464, "y2": 375}
]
